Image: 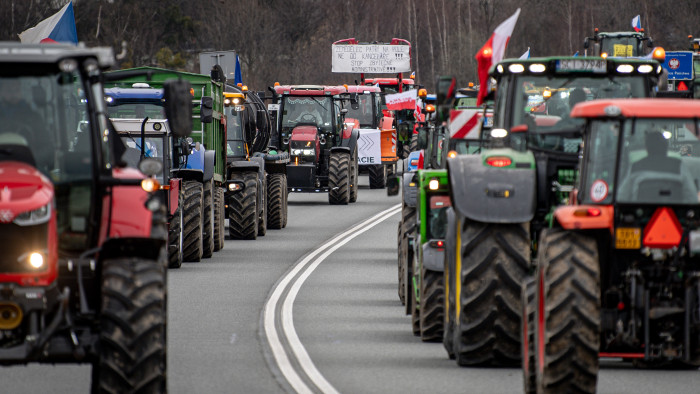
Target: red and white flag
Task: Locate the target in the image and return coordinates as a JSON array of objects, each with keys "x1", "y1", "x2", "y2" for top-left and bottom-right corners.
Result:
[
  {"x1": 385, "y1": 89, "x2": 417, "y2": 111},
  {"x1": 475, "y1": 8, "x2": 521, "y2": 105}
]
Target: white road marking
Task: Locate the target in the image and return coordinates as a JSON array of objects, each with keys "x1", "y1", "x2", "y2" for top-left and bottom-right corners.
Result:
[{"x1": 264, "y1": 204, "x2": 401, "y2": 394}]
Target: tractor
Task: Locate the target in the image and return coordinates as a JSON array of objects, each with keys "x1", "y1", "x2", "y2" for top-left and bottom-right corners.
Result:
[
  {"x1": 584, "y1": 28, "x2": 654, "y2": 58},
  {"x1": 270, "y1": 85, "x2": 359, "y2": 205},
  {"x1": 105, "y1": 85, "x2": 219, "y2": 267},
  {"x1": 366, "y1": 76, "x2": 417, "y2": 157},
  {"x1": 344, "y1": 85, "x2": 397, "y2": 189},
  {"x1": 443, "y1": 55, "x2": 666, "y2": 367},
  {"x1": 524, "y1": 99, "x2": 700, "y2": 394},
  {"x1": 224, "y1": 84, "x2": 289, "y2": 239},
  {"x1": 0, "y1": 42, "x2": 192, "y2": 391}
]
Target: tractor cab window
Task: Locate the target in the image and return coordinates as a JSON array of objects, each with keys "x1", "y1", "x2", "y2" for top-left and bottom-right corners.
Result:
[
  {"x1": 345, "y1": 93, "x2": 374, "y2": 128},
  {"x1": 580, "y1": 120, "x2": 620, "y2": 204},
  {"x1": 600, "y1": 36, "x2": 642, "y2": 57},
  {"x1": 107, "y1": 101, "x2": 165, "y2": 119},
  {"x1": 226, "y1": 107, "x2": 246, "y2": 157},
  {"x1": 280, "y1": 96, "x2": 332, "y2": 134},
  {"x1": 427, "y1": 195, "x2": 451, "y2": 239},
  {"x1": 616, "y1": 118, "x2": 700, "y2": 204},
  {"x1": 510, "y1": 75, "x2": 645, "y2": 154},
  {"x1": 450, "y1": 139, "x2": 482, "y2": 155},
  {"x1": 119, "y1": 134, "x2": 166, "y2": 182}
]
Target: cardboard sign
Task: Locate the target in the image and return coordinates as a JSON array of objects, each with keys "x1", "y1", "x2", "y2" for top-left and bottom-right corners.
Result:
[
  {"x1": 332, "y1": 44, "x2": 411, "y2": 73},
  {"x1": 357, "y1": 128, "x2": 382, "y2": 165}
]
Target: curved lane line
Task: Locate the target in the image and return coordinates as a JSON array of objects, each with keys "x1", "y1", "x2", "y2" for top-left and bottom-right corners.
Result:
[{"x1": 264, "y1": 204, "x2": 401, "y2": 394}]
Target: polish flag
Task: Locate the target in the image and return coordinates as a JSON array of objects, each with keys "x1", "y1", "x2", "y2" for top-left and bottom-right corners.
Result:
[
  {"x1": 385, "y1": 89, "x2": 417, "y2": 111},
  {"x1": 475, "y1": 8, "x2": 521, "y2": 105},
  {"x1": 631, "y1": 15, "x2": 642, "y2": 32},
  {"x1": 19, "y1": 1, "x2": 78, "y2": 45}
]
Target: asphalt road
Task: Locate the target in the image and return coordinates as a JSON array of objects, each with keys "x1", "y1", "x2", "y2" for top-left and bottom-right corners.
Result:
[{"x1": 1, "y1": 175, "x2": 700, "y2": 393}]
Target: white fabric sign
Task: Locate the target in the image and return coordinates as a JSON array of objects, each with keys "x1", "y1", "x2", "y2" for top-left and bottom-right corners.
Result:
[
  {"x1": 357, "y1": 129, "x2": 382, "y2": 165},
  {"x1": 332, "y1": 44, "x2": 411, "y2": 73}
]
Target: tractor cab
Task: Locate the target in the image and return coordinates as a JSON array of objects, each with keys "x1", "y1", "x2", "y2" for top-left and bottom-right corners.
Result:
[{"x1": 585, "y1": 29, "x2": 654, "y2": 58}]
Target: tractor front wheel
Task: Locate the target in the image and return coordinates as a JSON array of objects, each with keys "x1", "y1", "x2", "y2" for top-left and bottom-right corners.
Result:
[
  {"x1": 168, "y1": 190, "x2": 184, "y2": 269},
  {"x1": 182, "y1": 180, "x2": 203, "y2": 262},
  {"x1": 368, "y1": 164, "x2": 386, "y2": 189},
  {"x1": 213, "y1": 186, "x2": 225, "y2": 251},
  {"x1": 419, "y1": 266, "x2": 444, "y2": 342},
  {"x1": 534, "y1": 229, "x2": 600, "y2": 394},
  {"x1": 328, "y1": 152, "x2": 350, "y2": 205},
  {"x1": 229, "y1": 172, "x2": 258, "y2": 240},
  {"x1": 93, "y1": 257, "x2": 166, "y2": 393},
  {"x1": 267, "y1": 173, "x2": 286, "y2": 230},
  {"x1": 202, "y1": 180, "x2": 215, "y2": 258},
  {"x1": 521, "y1": 277, "x2": 536, "y2": 394}
]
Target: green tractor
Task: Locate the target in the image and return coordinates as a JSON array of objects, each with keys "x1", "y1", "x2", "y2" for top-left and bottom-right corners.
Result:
[
  {"x1": 584, "y1": 28, "x2": 654, "y2": 58},
  {"x1": 443, "y1": 56, "x2": 666, "y2": 366}
]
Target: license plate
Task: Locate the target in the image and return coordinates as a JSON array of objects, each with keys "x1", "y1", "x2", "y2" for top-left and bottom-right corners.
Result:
[
  {"x1": 615, "y1": 227, "x2": 641, "y2": 249},
  {"x1": 556, "y1": 59, "x2": 607, "y2": 73}
]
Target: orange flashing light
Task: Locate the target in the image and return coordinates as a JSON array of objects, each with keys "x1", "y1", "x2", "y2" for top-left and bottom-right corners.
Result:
[
  {"x1": 242, "y1": 85, "x2": 248, "y2": 92},
  {"x1": 425, "y1": 104, "x2": 436, "y2": 113},
  {"x1": 418, "y1": 88, "x2": 428, "y2": 98},
  {"x1": 573, "y1": 208, "x2": 601, "y2": 217},
  {"x1": 643, "y1": 207, "x2": 682, "y2": 249},
  {"x1": 652, "y1": 47, "x2": 666, "y2": 62},
  {"x1": 447, "y1": 150, "x2": 457, "y2": 159},
  {"x1": 468, "y1": 82, "x2": 474, "y2": 87},
  {"x1": 189, "y1": 88, "x2": 194, "y2": 96},
  {"x1": 274, "y1": 82, "x2": 280, "y2": 87},
  {"x1": 485, "y1": 156, "x2": 512, "y2": 167},
  {"x1": 601, "y1": 52, "x2": 608, "y2": 59}
]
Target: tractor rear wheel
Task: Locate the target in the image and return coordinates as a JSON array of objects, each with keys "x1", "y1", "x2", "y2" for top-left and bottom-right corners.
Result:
[
  {"x1": 328, "y1": 152, "x2": 350, "y2": 205},
  {"x1": 521, "y1": 277, "x2": 536, "y2": 394},
  {"x1": 443, "y1": 210, "x2": 458, "y2": 359},
  {"x1": 213, "y1": 187, "x2": 225, "y2": 251},
  {"x1": 368, "y1": 164, "x2": 386, "y2": 189},
  {"x1": 400, "y1": 205, "x2": 416, "y2": 309},
  {"x1": 534, "y1": 229, "x2": 600, "y2": 394},
  {"x1": 397, "y1": 221, "x2": 405, "y2": 305},
  {"x1": 258, "y1": 174, "x2": 267, "y2": 237},
  {"x1": 202, "y1": 180, "x2": 215, "y2": 258},
  {"x1": 94, "y1": 257, "x2": 166, "y2": 393},
  {"x1": 419, "y1": 266, "x2": 444, "y2": 342},
  {"x1": 182, "y1": 180, "x2": 203, "y2": 262},
  {"x1": 410, "y1": 253, "x2": 420, "y2": 336},
  {"x1": 267, "y1": 173, "x2": 285, "y2": 230},
  {"x1": 229, "y1": 172, "x2": 258, "y2": 240},
  {"x1": 409, "y1": 133, "x2": 418, "y2": 152},
  {"x1": 349, "y1": 150, "x2": 359, "y2": 202},
  {"x1": 168, "y1": 190, "x2": 184, "y2": 269},
  {"x1": 454, "y1": 221, "x2": 530, "y2": 367},
  {"x1": 282, "y1": 175, "x2": 289, "y2": 228}
]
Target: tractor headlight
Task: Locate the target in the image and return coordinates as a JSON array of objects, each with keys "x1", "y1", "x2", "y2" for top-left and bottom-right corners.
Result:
[
  {"x1": 29, "y1": 252, "x2": 44, "y2": 269},
  {"x1": 13, "y1": 203, "x2": 51, "y2": 226}
]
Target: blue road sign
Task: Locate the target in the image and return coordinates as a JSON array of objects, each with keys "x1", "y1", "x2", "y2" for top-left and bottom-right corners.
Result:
[{"x1": 661, "y1": 51, "x2": 693, "y2": 80}]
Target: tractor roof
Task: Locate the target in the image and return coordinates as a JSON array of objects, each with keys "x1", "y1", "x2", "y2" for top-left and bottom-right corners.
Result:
[
  {"x1": 491, "y1": 56, "x2": 661, "y2": 77},
  {"x1": 596, "y1": 31, "x2": 646, "y2": 38},
  {"x1": 364, "y1": 78, "x2": 415, "y2": 85},
  {"x1": 0, "y1": 42, "x2": 114, "y2": 68},
  {"x1": 104, "y1": 87, "x2": 164, "y2": 100},
  {"x1": 571, "y1": 99, "x2": 700, "y2": 119},
  {"x1": 274, "y1": 85, "x2": 347, "y2": 96},
  {"x1": 345, "y1": 85, "x2": 381, "y2": 93}
]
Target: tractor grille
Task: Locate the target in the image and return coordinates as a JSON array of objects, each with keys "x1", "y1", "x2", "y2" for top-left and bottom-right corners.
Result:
[{"x1": 0, "y1": 222, "x2": 48, "y2": 273}]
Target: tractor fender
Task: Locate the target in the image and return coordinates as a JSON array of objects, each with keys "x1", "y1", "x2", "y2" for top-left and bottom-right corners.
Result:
[
  {"x1": 339, "y1": 129, "x2": 359, "y2": 157},
  {"x1": 100, "y1": 237, "x2": 166, "y2": 262},
  {"x1": 171, "y1": 168, "x2": 203, "y2": 183},
  {"x1": 203, "y1": 150, "x2": 215, "y2": 182},
  {"x1": 447, "y1": 154, "x2": 536, "y2": 223},
  {"x1": 553, "y1": 205, "x2": 614, "y2": 232},
  {"x1": 168, "y1": 178, "x2": 182, "y2": 216},
  {"x1": 402, "y1": 172, "x2": 418, "y2": 208},
  {"x1": 330, "y1": 146, "x2": 351, "y2": 156},
  {"x1": 422, "y1": 241, "x2": 445, "y2": 272}
]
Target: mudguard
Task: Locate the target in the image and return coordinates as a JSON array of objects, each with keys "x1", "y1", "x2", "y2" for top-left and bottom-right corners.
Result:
[
  {"x1": 203, "y1": 150, "x2": 215, "y2": 182},
  {"x1": 100, "y1": 237, "x2": 165, "y2": 262},
  {"x1": 402, "y1": 172, "x2": 418, "y2": 208},
  {"x1": 447, "y1": 153, "x2": 536, "y2": 223},
  {"x1": 171, "y1": 168, "x2": 203, "y2": 183},
  {"x1": 422, "y1": 241, "x2": 445, "y2": 272},
  {"x1": 444, "y1": 207, "x2": 456, "y2": 272},
  {"x1": 339, "y1": 129, "x2": 359, "y2": 157}
]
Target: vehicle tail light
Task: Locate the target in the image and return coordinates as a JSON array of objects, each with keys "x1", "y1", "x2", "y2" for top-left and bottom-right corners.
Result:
[{"x1": 485, "y1": 156, "x2": 512, "y2": 167}]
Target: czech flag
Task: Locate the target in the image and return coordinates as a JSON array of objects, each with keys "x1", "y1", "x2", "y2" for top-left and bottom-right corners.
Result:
[
  {"x1": 19, "y1": 1, "x2": 78, "y2": 45},
  {"x1": 519, "y1": 47, "x2": 530, "y2": 60},
  {"x1": 475, "y1": 8, "x2": 521, "y2": 105},
  {"x1": 631, "y1": 15, "x2": 642, "y2": 32}
]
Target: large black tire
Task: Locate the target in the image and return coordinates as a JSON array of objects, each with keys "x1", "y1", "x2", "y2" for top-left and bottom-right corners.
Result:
[
  {"x1": 94, "y1": 257, "x2": 166, "y2": 393},
  {"x1": 410, "y1": 253, "x2": 420, "y2": 336},
  {"x1": 258, "y1": 174, "x2": 267, "y2": 237},
  {"x1": 401, "y1": 141, "x2": 411, "y2": 159},
  {"x1": 409, "y1": 132, "x2": 418, "y2": 151},
  {"x1": 397, "y1": 221, "x2": 405, "y2": 305},
  {"x1": 454, "y1": 221, "x2": 530, "y2": 366},
  {"x1": 400, "y1": 205, "x2": 416, "y2": 309},
  {"x1": 202, "y1": 180, "x2": 215, "y2": 258},
  {"x1": 182, "y1": 180, "x2": 203, "y2": 262},
  {"x1": 368, "y1": 164, "x2": 386, "y2": 189},
  {"x1": 349, "y1": 149, "x2": 359, "y2": 203},
  {"x1": 213, "y1": 187, "x2": 225, "y2": 251},
  {"x1": 534, "y1": 229, "x2": 600, "y2": 394},
  {"x1": 282, "y1": 175, "x2": 289, "y2": 228},
  {"x1": 521, "y1": 278, "x2": 536, "y2": 394},
  {"x1": 167, "y1": 190, "x2": 184, "y2": 269},
  {"x1": 228, "y1": 172, "x2": 258, "y2": 240},
  {"x1": 267, "y1": 173, "x2": 285, "y2": 230},
  {"x1": 328, "y1": 152, "x2": 350, "y2": 205},
  {"x1": 420, "y1": 266, "x2": 444, "y2": 342}
]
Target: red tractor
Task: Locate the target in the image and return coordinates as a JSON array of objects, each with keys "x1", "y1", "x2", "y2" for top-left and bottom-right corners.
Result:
[
  {"x1": 0, "y1": 42, "x2": 192, "y2": 391},
  {"x1": 270, "y1": 85, "x2": 359, "y2": 204},
  {"x1": 524, "y1": 99, "x2": 700, "y2": 393}
]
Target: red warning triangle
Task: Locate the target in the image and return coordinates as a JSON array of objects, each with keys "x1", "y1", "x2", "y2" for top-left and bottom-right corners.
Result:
[
  {"x1": 678, "y1": 81, "x2": 689, "y2": 91},
  {"x1": 643, "y1": 207, "x2": 682, "y2": 249}
]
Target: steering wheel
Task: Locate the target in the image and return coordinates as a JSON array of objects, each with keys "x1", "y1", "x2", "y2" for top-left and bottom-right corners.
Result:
[{"x1": 300, "y1": 114, "x2": 318, "y2": 124}]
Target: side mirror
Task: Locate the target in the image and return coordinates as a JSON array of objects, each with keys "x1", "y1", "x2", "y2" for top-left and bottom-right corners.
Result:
[
  {"x1": 417, "y1": 126, "x2": 429, "y2": 150},
  {"x1": 340, "y1": 108, "x2": 349, "y2": 115},
  {"x1": 583, "y1": 37, "x2": 590, "y2": 49},
  {"x1": 386, "y1": 176, "x2": 400, "y2": 196},
  {"x1": 350, "y1": 93, "x2": 359, "y2": 110},
  {"x1": 647, "y1": 39, "x2": 654, "y2": 48},
  {"x1": 201, "y1": 96, "x2": 213, "y2": 124},
  {"x1": 138, "y1": 157, "x2": 163, "y2": 177},
  {"x1": 436, "y1": 75, "x2": 456, "y2": 122},
  {"x1": 164, "y1": 79, "x2": 193, "y2": 138}
]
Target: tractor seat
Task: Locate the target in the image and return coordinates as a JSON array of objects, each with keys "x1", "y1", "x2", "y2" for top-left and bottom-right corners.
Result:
[
  {"x1": 619, "y1": 171, "x2": 697, "y2": 204},
  {"x1": 0, "y1": 143, "x2": 36, "y2": 167}
]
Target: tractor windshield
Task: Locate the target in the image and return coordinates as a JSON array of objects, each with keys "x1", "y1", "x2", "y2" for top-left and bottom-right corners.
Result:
[
  {"x1": 119, "y1": 134, "x2": 166, "y2": 181},
  {"x1": 509, "y1": 75, "x2": 646, "y2": 153},
  {"x1": 280, "y1": 96, "x2": 333, "y2": 134},
  {"x1": 600, "y1": 36, "x2": 643, "y2": 57},
  {"x1": 449, "y1": 139, "x2": 482, "y2": 155},
  {"x1": 345, "y1": 93, "x2": 375, "y2": 127},
  {"x1": 107, "y1": 100, "x2": 165, "y2": 119},
  {"x1": 225, "y1": 107, "x2": 246, "y2": 157},
  {"x1": 427, "y1": 195, "x2": 451, "y2": 239},
  {"x1": 581, "y1": 118, "x2": 700, "y2": 204}
]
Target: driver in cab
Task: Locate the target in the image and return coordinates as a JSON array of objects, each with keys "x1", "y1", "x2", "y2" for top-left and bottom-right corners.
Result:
[{"x1": 294, "y1": 101, "x2": 323, "y2": 126}]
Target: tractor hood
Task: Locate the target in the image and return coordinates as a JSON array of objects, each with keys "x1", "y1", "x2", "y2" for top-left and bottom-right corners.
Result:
[
  {"x1": 290, "y1": 125, "x2": 319, "y2": 142},
  {"x1": 0, "y1": 161, "x2": 53, "y2": 223}
]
